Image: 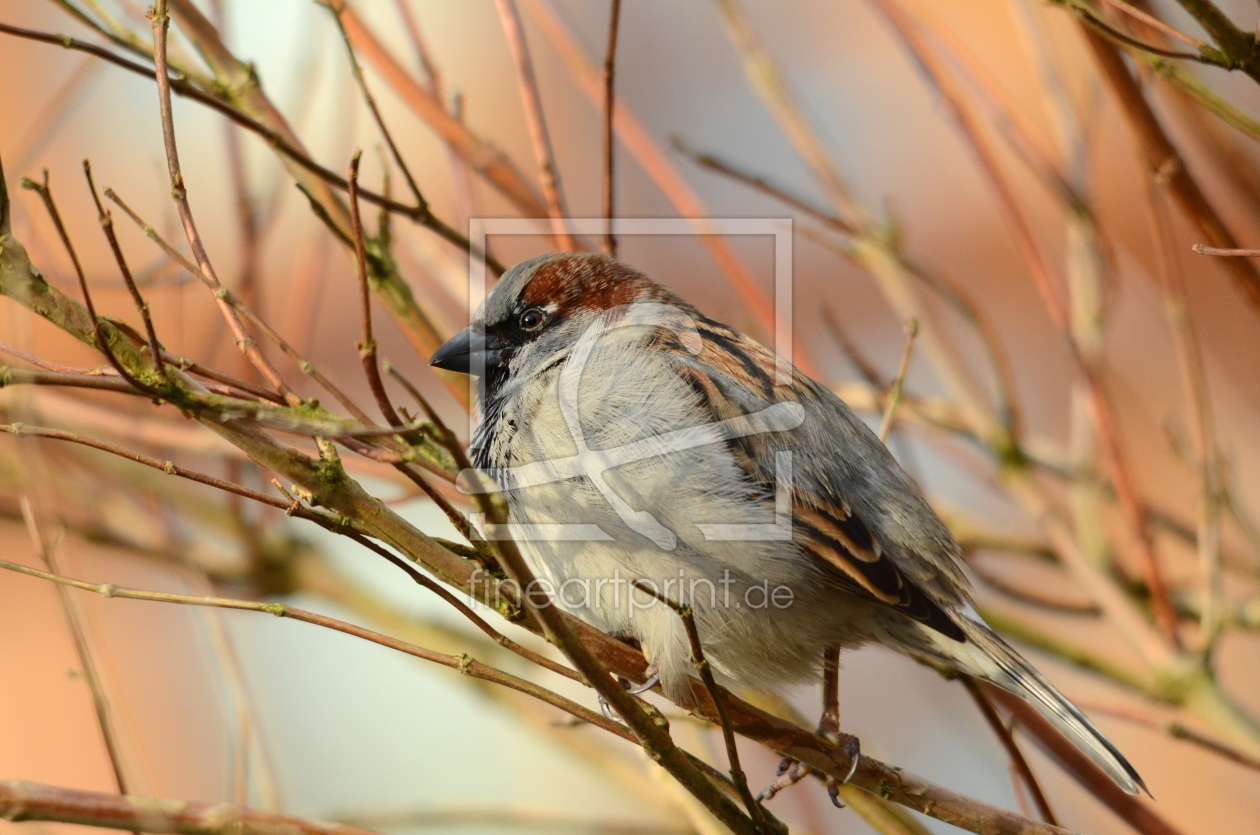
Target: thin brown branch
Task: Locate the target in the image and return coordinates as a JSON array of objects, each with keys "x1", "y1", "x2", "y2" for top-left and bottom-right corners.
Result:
[
  {"x1": 1084, "y1": 377, "x2": 1184, "y2": 647},
  {"x1": 162, "y1": 353, "x2": 286, "y2": 404},
  {"x1": 1097, "y1": 0, "x2": 1209, "y2": 49},
  {"x1": 676, "y1": 139, "x2": 854, "y2": 232},
  {"x1": 521, "y1": 0, "x2": 820, "y2": 377},
  {"x1": 332, "y1": 2, "x2": 550, "y2": 221},
  {"x1": 493, "y1": 0, "x2": 577, "y2": 250},
  {"x1": 987, "y1": 687, "x2": 1185, "y2": 835},
  {"x1": 391, "y1": 0, "x2": 442, "y2": 94},
  {"x1": 1146, "y1": 181, "x2": 1223, "y2": 658},
  {"x1": 390, "y1": 464, "x2": 499, "y2": 566},
  {"x1": 0, "y1": 342, "x2": 111, "y2": 376},
  {"x1": 820, "y1": 308, "x2": 885, "y2": 388},
  {"x1": 1081, "y1": 26, "x2": 1260, "y2": 315},
  {"x1": 18, "y1": 499, "x2": 133, "y2": 802},
  {"x1": 384, "y1": 361, "x2": 467, "y2": 466},
  {"x1": 6, "y1": 422, "x2": 323, "y2": 523},
  {"x1": 602, "y1": 0, "x2": 622, "y2": 256},
  {"x1": 19, "y1": 171, "x2": 149, "y2": 393},
  {"x1": 322, "y1": 2, "x2": 429, "y2": 216},
  {"x1": 149, "y1": 1, "x2": 296, "y2": 404},
  {"x1": 347, "y1": 153, "x2": 404, "y2": 428},
  {"x1": 104, "y1": 189, "x2": 384, "y2": 431},
  {"x1": 962, "y1": 678, "x2": 1058, "y2": 826},
  {"x1": 877, "y1": 0, "x2": 1184, "y2": 649},
  {"x1": 1193, "y1": 244, "x2": 1260, "y2": 256},
  {"x1": 0, "y1": 560, "x2": 631, "y2": 741},
  {"x1": 0, "y1": 781, "x2": 377, "y2": 835},
  {"x1": 632, "y1": 581, "x2": 772, "y2": 834},
  {"x1": 0, "y1": 364, "x2": 149, "y2": 396},
  {"x1": 1074, "y1": 7, "x2": 1214, "y2": 63},
  {"x1": 878, "y1": 318, "x2": 918, "y2": 442},
  {"x1": 384, "y1": 360, "x2": 502, "y2": 524},
  {"x1": 82, "y1": 160, "x2": 165, "y2": 379}
]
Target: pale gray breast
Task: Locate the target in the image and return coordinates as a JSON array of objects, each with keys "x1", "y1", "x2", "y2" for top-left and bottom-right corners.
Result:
[{"x1": 482, "y1": 330, "x2": 780, "y2": 554}]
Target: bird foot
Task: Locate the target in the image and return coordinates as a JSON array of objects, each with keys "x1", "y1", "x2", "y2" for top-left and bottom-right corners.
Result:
[
  {"x1": 598, "y1": 662, "x2": 659, "y2": 721},
  {"x1": 757, "y1": 731, "x2": 860, "y2": 808}
]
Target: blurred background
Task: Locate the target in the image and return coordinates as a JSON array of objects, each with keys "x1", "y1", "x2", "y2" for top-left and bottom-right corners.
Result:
[{"x1": 1, "y1": 1, "x2": 1259, "y2": 834}]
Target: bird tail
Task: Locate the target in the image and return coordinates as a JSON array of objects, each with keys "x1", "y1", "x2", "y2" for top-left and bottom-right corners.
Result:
[{"x1": 929, "y1": 615, "x2": 1146, "y2": 795}]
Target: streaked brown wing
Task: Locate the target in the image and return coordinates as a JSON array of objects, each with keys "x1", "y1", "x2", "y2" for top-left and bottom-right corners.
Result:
[
  {"x1": 794, "y1": 496, "x2": 966, "y2": 642},
  {"x1": 676, "y1": 314, "x2": 968, "y2": 644}
]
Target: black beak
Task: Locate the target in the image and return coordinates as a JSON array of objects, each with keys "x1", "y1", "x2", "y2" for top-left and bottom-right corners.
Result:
[{"x1": 429, "y1": 326, "x2": 505, "y2": 376}]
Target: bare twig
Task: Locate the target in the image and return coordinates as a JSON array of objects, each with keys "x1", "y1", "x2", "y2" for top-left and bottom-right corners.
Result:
[
  {"x1": 602, "y1": 0, "x2": 622, "y2": 256},
  {"x1": 1145, "y1": 182, "x2": 1223, "y2": 658},
  {"x1": 1096, "y1": 0, "x2": 1209, "y2": 49},
  {"x1": 987, "y1": 687, "x2": 1185, "y2": 835},
  {"x1": 104, "y1": 190, "x2": 384, "y2": 431},
  {"x1": 0, "y1": 781, "x2": 382, "y2": 835},
  {"x1": 521, "y1": 0, "x2": 819, "y2": 376},
  {"x1": 1080, "y1": 26, "x2": 1260, "y2": 315},
  {"x1": 19, "y1": 171, "x2": 149, "y2": 393},
  {"x1": 632, "y1": 581, "x2": 772, "y2": 834},
  {"x1": 149, "y1": 1, "x2": 296, "y2": 404},
  {"x1": 961, "y1": 678, "x2": 1057, "y2": 826},
  {"x1": 878, "y1": 318, "x2": 918, "y2": 442},
  {"x1": 18, "y1": 499, "x2": 133, "y2": 802},
  {"x1": 322, "y1": 2, "x2": 429, "y2": 217},
  {"x1": 161, "y1": 353, "x2": 286, "y2": 404},
  {"x1": 493, "y1": 0, "x2": 577, "y2": 250},
  {"x1": 677, "y1": 138, "x2": 853, "y2": 232},
  {"x1": 1193, "y1": 244, "x2": 1260, "y2": 256},
  {"x1": 1, "y1": 364, "x2": 151, "y2": 396},
  {"x1": 82, "y1": 160, "x2": 165, "y2": 379},
  {"x1": 0, "y1": 21, "x2": 466, "y2": 249},
  {"x1": 347, "y1": 153, "x2": 404, "y2": 428},
  {"x1": 0, "y1": 560, "x2": 630, "y2": 740},
  {"x1": 332, "y1": 2, "x2": 549, "y2": 220},
  {"x1": 1073, "y1": 6, "x2": 1214, "y2": 63},
  {"x1": 821, "y1": 308, "x2": 885, "y2": 387}
]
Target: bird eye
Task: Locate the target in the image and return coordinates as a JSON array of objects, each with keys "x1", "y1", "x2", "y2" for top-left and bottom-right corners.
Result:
[{"x1": 519, "y1": 308, "x2": 546, "y2": 331}]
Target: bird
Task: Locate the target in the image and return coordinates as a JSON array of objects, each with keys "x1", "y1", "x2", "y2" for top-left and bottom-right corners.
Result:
[{"x1": 429, "y1": 251, "x2": 1145, "y2": 798}]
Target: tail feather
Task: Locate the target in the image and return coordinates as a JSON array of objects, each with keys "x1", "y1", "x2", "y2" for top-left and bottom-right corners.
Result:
[{"x1": 933, "y1": 616, "x2": 1146, "y2": 795}]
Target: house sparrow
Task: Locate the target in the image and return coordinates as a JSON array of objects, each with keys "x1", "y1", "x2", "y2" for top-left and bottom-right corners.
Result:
[{"x1": 430, "y1": 252, "x2": 1144, "y2": 795}]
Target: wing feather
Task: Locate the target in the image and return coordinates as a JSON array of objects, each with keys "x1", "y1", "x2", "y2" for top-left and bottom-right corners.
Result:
[{"x1": 667, "y1": 315, "x2": 968, "y2": 643}]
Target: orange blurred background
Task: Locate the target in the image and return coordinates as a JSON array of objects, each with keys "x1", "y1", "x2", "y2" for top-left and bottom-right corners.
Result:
[{"x1": 1, "y1": 1, "x2": 1259, "y2": 834}]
